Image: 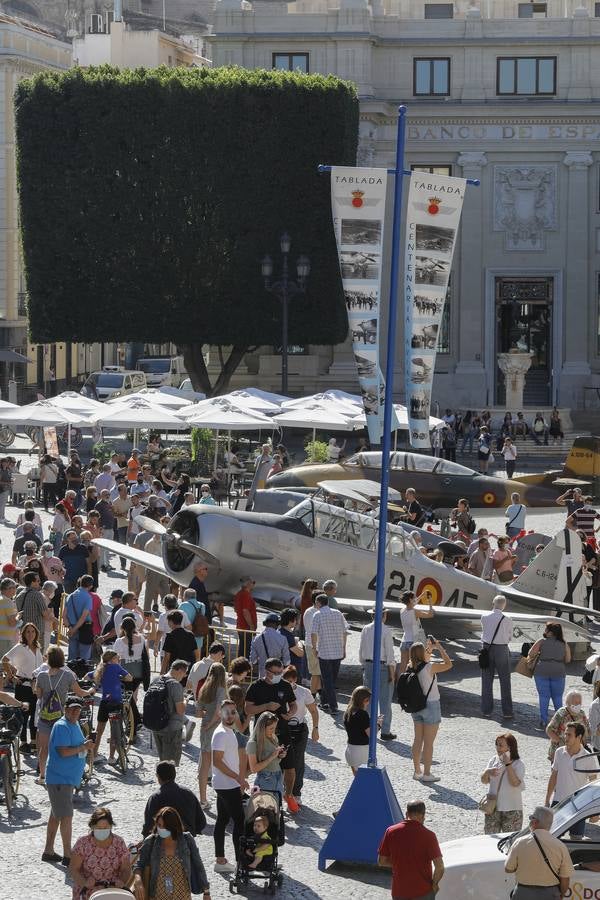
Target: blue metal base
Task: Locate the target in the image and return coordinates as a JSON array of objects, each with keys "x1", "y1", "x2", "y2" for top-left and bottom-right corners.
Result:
[{"x1": 318, "y1": 765, "x2": 404, "y2": 872}]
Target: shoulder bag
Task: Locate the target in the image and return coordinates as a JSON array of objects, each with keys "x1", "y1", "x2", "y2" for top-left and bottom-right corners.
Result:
[
  {"x1": 505, "y1": 505, "x2": 524, "y2": 536},
  {"x1": 478, "y1": 763, "x2": 506, "y2": 815},
  {"x1": 478, "y1": 615, "x2": 505, "y2": 670},
  {"x1": 515, "y1": 643, "x2": 541, "y2": 678}
]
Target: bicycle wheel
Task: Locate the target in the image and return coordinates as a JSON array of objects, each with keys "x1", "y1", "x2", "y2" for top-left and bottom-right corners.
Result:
[
  {"x1": 0, "y1": 426, "x2": 15, "y2": 449},
  {"x1": 1, "y1": 753, "x2": 14, "y2": 814},
  {"x1": 11, "y1": 737, "x2": 20, "y2": 797},
  {"x1": 117, "y1": 739, "x2": 128, "y2": 775},
  {"x1": 123, "y1": 701, "x2": 135, "y2": 745}
]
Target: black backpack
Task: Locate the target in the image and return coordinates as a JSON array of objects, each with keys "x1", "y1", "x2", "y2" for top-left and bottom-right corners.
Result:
[
  {"x1": 395, "y1": 662, "x2": 435, "y2": 713},
  {"x1": 143, "y1": 676, "x2": 171, "y2": 732},
  {"x1": 465, "y1": 515, "x2": 476, "y2": 535}
]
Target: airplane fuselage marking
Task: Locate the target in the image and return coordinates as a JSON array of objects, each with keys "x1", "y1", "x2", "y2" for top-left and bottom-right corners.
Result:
[{"x1": 367, "y1": 571, "x2": 480, "y2": 608}]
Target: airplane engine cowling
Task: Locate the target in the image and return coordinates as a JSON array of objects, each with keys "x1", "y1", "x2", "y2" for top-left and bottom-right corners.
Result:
[{"x1": 166, "y1": 509, "x2": 200, "y2": 573}]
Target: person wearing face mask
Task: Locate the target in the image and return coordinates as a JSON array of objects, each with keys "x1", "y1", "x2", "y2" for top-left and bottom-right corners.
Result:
[
  {"x1": 480, "y1": 733, "x2": 525, "y2": 835},
  {"x1": 211, "y1": 699, "x2": 249, "y2": 874},
  {"x1": 70, "y1": 806, "x2": 131, "y2": 899},
  {"x1": 40, "y1": 543, "x2": 65, "y2": 598},
  {"x1": 133, "y1": 806, "x2": 211, "y2": 900},
  {"x1": 546, "y1": 689, "x2": 590, "y2": 763},
  {"x1": 199, "y1": 484, "x2": 217, "y2": 506}
]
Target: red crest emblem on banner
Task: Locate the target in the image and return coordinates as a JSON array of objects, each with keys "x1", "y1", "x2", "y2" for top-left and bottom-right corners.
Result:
[
  {"x1": 427, "y1": 196, "x2": 441, "y2": 215},
  {"x1": 351, "y1": 190, "x2": 365, "y2": 208}
]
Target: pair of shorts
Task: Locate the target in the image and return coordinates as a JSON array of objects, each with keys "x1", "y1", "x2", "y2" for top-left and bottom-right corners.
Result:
[
  {"x1": 47, "y1": 783, "x2": 75, "y2": 819},
  {"x1": 200, "y1": 723, "x2": 218, "y2": 753},
  {"x1": 400, "y1": 640, "x2": 413, "y2": 652},
  {"x1": 306, "y1": 646, "x2": 321, "y2": 677},
  {"x1": 235, "y1": 731, "x2": 248, "y2": 749},
  {"x1": 97, "y1": 700, "x2": 122, "y2": 723},
  {"x1": 345, "y1": 743, "x2": 369, "y2": 768},
  {"x1": 411, "y1": 700, "x2": 441, "y2": 726},
  {"x1": 36, "y1": 718, "x2": 56, "y2": 736}
]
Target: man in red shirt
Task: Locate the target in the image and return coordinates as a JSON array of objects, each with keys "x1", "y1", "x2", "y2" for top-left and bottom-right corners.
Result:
[
  {"x1": 233, "y1": 576, "x2": 257, "y2": 658},
  {"x1": 378, "y1": 801, "x2": 444, "y2": 900}
]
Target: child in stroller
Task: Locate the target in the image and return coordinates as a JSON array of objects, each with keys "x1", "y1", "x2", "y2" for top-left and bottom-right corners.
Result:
[{"x1": 230, "y1": 791, "x2": 283, "y2": 894}]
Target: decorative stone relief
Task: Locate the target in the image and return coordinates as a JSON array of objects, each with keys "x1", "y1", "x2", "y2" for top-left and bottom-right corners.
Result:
[
  {"x1": 493, "y1": 165, "x2": 557, "y2": 250},
  {"x1": 357, "y1": 120, "x2": 377, "y2": 166}
]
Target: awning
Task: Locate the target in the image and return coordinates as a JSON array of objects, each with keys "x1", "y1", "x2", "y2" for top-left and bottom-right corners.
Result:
[{"x1": 0, "y1": 349, "x2": 30, "y2": 363}]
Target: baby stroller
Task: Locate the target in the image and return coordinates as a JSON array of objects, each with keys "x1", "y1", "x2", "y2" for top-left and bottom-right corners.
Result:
[{"x1": 229, "y1": 791, "x2": 284, "y2": 894}]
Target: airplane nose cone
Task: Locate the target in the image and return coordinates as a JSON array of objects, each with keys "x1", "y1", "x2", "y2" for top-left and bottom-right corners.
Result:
[{"x1": 266, "y1": 471, "x2": 303, "y2": 489}]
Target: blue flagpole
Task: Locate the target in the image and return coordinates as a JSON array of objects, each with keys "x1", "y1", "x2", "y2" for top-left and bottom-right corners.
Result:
[{"x1": 366, "y1": 104, "x2": 407, "y2": 765}]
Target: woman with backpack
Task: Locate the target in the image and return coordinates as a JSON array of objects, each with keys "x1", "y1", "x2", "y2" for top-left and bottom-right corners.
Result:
[
  {"x1": 35, "y1": 645, "x2": 94, "y2": 784},
  {"x1": 197, "y1": 662, "x2": 228, "y2": 810},
  {"x1": 406, "y1": 640, "x2": 452, "y2": 783}
]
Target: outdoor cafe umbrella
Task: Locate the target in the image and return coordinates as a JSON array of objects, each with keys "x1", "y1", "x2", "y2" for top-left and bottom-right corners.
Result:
[
  {"x1": 106, "y1": 388, "x2": 193, "y2": 409},
  {"x1": 45, "y1": 391, "x2": 104, "y2": 415},
  {"x1": 0, "y1": 399, "x2": 87, "y2": 456},
  {"x1": 223, "y1": 390, "x2": 281, "y2": 414},
  {"x1": 272, "y1": 404, "x2": 354, "y2": 444},
  {"x1": 182, "y1": 401, "x2": 274, "y2": 470},
  {"x1": 91, "y1": 399, "x2": 187, "y2": 431}
]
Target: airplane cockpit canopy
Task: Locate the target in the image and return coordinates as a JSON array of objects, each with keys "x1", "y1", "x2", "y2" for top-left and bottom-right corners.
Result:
[
  {"x1": 285, "y1": 498, "x2": 416, "y2": 557},
  {"x1": 343, "y1": 451, "x2": 476, "y2": 477}
]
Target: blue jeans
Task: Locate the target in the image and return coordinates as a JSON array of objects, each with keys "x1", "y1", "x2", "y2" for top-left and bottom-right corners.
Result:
[
  {"x1": 255, "y1": 768, "x2": 283, "y2": 795},
  {"x1": 534, "y1": 674, "x2": 565, "y2": 724},
  {"x1": 461, "y1": 433, "x2": 474, "y2": 454},
  {"x1": 363, "y1": 661, "x2": 393, "y2": 733},
  {"x1": 319, "y1": 657, "x2": 341, "y2": 712},
  {"x1": 67, "y1": 636, "x2": 93, "y2": 662}
]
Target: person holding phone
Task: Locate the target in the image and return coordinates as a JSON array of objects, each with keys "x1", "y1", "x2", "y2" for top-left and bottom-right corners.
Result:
[
  {"x1": 407, "y1": 639, "x2": 453, "y2": 783},
  {"x1": 246, "y1": 712, "x2": 286, "y2": 797},
  {"x1": 399, "y1": 590, "x2": 434, "y2": 674}
]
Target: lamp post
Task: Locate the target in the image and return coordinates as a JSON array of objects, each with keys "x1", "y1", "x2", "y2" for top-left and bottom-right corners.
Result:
[{"x1": 261, "y1": 232, "x2": 310, "y2": 395}]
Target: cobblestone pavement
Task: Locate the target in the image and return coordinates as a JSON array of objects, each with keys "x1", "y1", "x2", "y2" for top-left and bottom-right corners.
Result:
[{"x1": 0, "y1": 500, "x2": 589, "y2": 899}]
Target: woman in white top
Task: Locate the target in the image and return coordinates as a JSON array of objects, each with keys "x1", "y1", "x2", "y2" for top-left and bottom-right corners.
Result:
[
  {"x1": 2, "y1": 623, "x2": 43, "y2": 751},
  {"x1": 327, "y1": 438, "x2": 346, "y2": 462},
  {"x1": 480, "y1": 732, "x2": 525, "y2": 834},
  {"x1": 114, "y1": 617, "x2": 145, "y2": 733},
  {"x1": 399, "y1": 589, "x2": 434, "y2": 673},
  {"x1": 589, "y1": 681, "x2": 600, "y2": 752},
  {"x1": 501, "y1": 437, "x2": 518, "y2": 480},
  {"x1": 408, "y1": 639, "x2": 452, "y2": 783},
  {"x1": 282, "y1": 664, "x2": 319, "y2": 809}
]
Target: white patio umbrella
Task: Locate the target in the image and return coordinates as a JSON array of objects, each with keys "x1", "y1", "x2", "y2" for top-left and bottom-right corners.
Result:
[
  {"x1": 221, "y1": 390, "x2": 281, "y2": 414},
  {"x1": 0, "y1": 400, "x2": 87, "y2": 456},
  {"x1": 46, "y1": 391, "x2": 104, "y2": 415},
  {"x1": 0, "y1": 399, "x2": 17, "y2": 410},
  {"x1": 106, "y1": 389, "x2": 192, "y2": 409},
  {"x1": 183, "y1": 401, "x2": 274, "y2": 470},
  {"x1": 349, "y1": 404, "x2": 444, "y2": 448},
  {"x1": 242, "y1": 387, "x2": 291, "y2": 406},
  {"x1": 280, "y1": 392, "x2": 361, "y2": 417},
  {"x1": 272, "y1": 405, "x2": 353, "y2": 444},
  {"x1": 91, "y1": 399, "x2": 187, "y2": 431}
]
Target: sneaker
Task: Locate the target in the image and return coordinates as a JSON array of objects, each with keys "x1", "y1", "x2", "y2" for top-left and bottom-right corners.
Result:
[
  {"x1": 412, "y1": 773, "x2": 423, "y2": 781},
  {"x1": 420, "y1": 774, "x2": 440, "y2": 783},
  {"x1": 200, "y1": 800, "x2": 211, "y2": 810},
  {"x1": 285, "y1": 794, "x2": 300, "y2": 814},
  {"x1": 535, "y1": 721, "x2": 546, "y2": 732},
  {"x1": 318, "y1": 703, "x2": 330, "y2": 711},
  {"x1": 293, "y1": 795, "x2": 302, "y2": 808},
  {"x1": 185, "y1": 720, "x2": 196, "y2": 743},
  {"x1": 34, "y1": 776, "x2": 45, "y2": 786},
  {"x1": 107, "y1": 758, "x2": 119, "y2": 767},
  {"x1": 214, "y1": 861, "x2": 236, "y2": 873},
  {"x1": 41, "y1": 852, "x2": 61, "y2": 863},
  {"x1": 380, "y1": 733, "x2": 397, "y2": 741}
]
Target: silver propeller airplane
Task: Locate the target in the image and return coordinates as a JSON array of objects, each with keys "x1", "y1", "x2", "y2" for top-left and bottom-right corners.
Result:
[{"x1": 95, "y1": 497, "x2": 596, "y2": 643}]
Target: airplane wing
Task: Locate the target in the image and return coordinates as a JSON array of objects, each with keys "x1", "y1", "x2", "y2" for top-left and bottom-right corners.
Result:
[
  {"x1": 333, "y1": 597, "x2": 593, "y2": 642},
  {"x1": 497, "y1": 585, "x2": 598, "y2": 619},
  {"x1": 94, "y1": 538, "x2": 169, "y2": 578}
]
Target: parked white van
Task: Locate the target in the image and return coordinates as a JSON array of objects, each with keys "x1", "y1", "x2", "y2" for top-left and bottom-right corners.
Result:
[
  {"x1": 136, "y1": 356, "x2": 187, "y2": 388},
  {"x1": 81, "y1": 368, "x2": 147, "y2": 401}
]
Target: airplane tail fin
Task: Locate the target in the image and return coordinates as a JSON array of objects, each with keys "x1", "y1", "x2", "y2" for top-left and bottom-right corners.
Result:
[
  {"x1": 562, "y1": 435, "x2": 600, "y2": 481},
  {"x1": 512, "y1": 529, "x2": 587, "y2": 607}
]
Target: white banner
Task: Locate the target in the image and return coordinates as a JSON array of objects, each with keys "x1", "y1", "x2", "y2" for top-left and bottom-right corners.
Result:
[
  {"x1": 331, "y1": 166, "x2": 398, "y2": 444},
  {"x1": 404, "y1": 172, "x2": 466, "y2": 449}
]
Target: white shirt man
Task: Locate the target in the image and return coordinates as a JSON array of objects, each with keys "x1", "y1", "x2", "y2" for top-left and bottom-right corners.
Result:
[
  {"x1": 212, "y1": 700, "x2": 248, "y2": 873},
  {"x1": 547, "y1": 724, "x2": 597, "y2": 806},
  {"x1": 114, "y1": 601, "x2": 144, "y2": 634},
  {"x1": 359, "y1": 609, "x2": 397, "y2": 741},
  {"x1": 481, "y1": 598, "x2": 514, "y2": 719}
]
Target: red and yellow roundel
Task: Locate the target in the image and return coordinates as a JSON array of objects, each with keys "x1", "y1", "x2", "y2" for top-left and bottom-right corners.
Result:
[
  {"x1": 482, "y1": 492, "x2": 496, "y2": 506},
  {"x1": 416, "y1": 577, "x2": 443, "y2": 606}
]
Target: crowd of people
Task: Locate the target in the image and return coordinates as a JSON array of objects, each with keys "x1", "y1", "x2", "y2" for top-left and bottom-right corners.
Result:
[{"x1": 0, "y1": 438, "x2": 599, "y2": 900}]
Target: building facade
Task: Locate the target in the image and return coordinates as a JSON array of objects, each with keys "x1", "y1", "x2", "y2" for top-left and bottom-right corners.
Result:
[{"x1": 211, "y1": 0, "x2": 600, "y2": 412}]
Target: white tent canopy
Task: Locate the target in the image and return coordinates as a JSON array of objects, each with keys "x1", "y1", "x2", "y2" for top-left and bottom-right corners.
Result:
[
  {"x1": 106, "y1": 389, "x2": 192, "y2": 409},
  {"x1": 45, "y1": 391, "x2": 104, "y2": 415},
  {"x1": 0, "y1": 400, "x2": 85, "y2": 426},
  {"x1": 91, "y1": 399, "x2": 187, "y2": 430},
  {"x1": 272, "y1": 405, "x2": 353, "y2": 431},
  {"x1": 0, "y1": 399, "x2": 17, "y2": 410},
  {"x1": 349, "y1": 404, "x2": 443, "y2": 431},
  {"x1": 183, "y1": 401, "x2": 273, "y2": 430},
  {"x1": 223, "y1": 390, "x2": 281, "y2": 413},
  {"x1": 241, "y1": 387, "x2": 290, "y2": 406}
]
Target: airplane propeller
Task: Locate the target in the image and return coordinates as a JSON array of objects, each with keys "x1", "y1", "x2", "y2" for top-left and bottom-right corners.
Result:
[{"x1": 137, "y1": 515, "x2": 220, "y2": 569}]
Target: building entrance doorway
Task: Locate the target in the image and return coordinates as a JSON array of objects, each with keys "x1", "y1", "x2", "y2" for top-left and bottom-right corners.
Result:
[{"x1": 495, "y1": 277, "x2": 552, "y2": 407}]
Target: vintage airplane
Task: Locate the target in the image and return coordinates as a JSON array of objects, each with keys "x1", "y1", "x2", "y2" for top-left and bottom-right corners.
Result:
[
  {"x1": 95, "y1": 496, "x2": 597, "y2": 643},
  {"x1": 265, "y1": 441, "x2": 599, "y2": 508}
]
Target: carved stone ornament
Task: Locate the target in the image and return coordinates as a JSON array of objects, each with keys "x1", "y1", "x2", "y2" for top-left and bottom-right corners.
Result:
[
  {"x1": 357, "y1": 120, "x2": 377, "y2": 167},
  {"x1": 493, "y1": 165, "x2": 557, "y2": 250},
  {"x1": 497, "y1": 351, "x2": 534, "y2": 411}
]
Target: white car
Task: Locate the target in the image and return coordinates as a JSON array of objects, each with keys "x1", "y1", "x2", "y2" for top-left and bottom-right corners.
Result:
[{"x1": 438, "y1": 785, "x2": 600, "y2": 900}]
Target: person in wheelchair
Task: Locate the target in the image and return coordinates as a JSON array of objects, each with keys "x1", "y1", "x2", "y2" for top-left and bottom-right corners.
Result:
[{"x1": 243, "y1": 815, "x2": 274, "y2": 871}]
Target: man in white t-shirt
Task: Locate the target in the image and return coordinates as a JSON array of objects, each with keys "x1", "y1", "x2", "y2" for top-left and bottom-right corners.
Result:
[
  {"x1": 113, "y1": 593, "x2": 144, "y2": 634},
  {"x1": 211, "y1": 700, "x2": 248, "y2": 873},
  {"x1": 546, "y1": 722, "x2": 598, "y2": 837},
  {"x1": 303, "y1": 597, "x2": 321, "y2": 697},
  {"x1": 156, "y1": 596, "x2": 190, "y2": 659}
]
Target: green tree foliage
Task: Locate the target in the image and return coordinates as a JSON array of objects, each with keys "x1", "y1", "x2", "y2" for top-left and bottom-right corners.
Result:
[{"x1": 15, "y1": 65, "x2": 358, "y2": 394}]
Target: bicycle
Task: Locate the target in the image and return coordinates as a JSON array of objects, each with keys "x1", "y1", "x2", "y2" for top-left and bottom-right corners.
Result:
[
  {"x1": 0, "y1": 706, "x2": 23, "y2": 816},
  {"x1": 108, "y1": 690, "x2": 135, "y2": 774},
  {"x1": 0, "y1": 425, "x2": 16, "y2": 449},
  {"x1": 75, "y1": 683, "x2": 96, "y2": 788}
]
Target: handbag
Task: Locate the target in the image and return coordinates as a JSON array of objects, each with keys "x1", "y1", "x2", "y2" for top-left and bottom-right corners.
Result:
[
  {"x1": 514, "y1": 652, "x2": 539, "y2": 678},
  {"x1": 583, "y1": 667, "x2": 594, "y2": 685},
  {"x1": 478, "y1": 765, "x2": 506, "y2": 816},
  {"x1": 478, "y1": 615, "x2": 505, "y2": 670}
]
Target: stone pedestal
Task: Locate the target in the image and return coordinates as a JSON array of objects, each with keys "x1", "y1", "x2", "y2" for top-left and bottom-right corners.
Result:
[{"x1": 497, "y1": 352, "x2": 534, "y2": 411}]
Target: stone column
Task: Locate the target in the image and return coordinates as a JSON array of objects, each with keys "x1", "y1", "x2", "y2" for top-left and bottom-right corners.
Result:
[
  {"x1": 561, "y1": 151, "x2": 592, "y2": 404},
  {"x1": 454, "y1": 152, "x2": 487, "y2": 403},
  {"x1": 497, "y1": 352, "x2": 534, "y2": 411}
]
